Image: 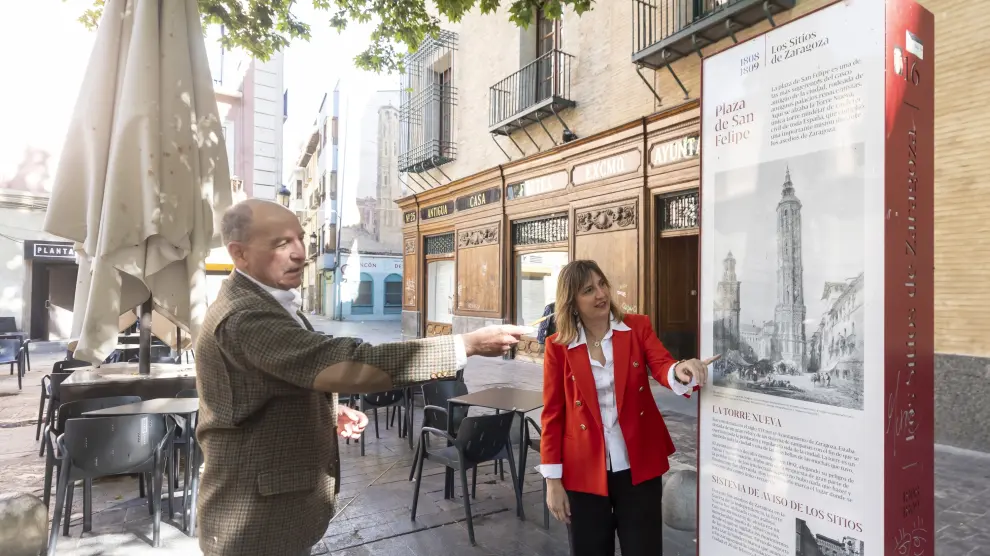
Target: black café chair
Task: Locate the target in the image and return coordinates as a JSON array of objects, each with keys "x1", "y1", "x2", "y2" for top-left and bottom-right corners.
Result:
[
  {"x1": 408, "y1": 380, "x2": 469, "y2": 482},
  {"x1": 411, "y1": 412, "x2": 522, "y2": 545},
  {"x1": 38, "y1": 360, "x2": 91, "y2": 454},
  {"x1": 0, "y1": 332, "x2": 31, "y2": 374},
  {"x1": 41, "y1": 396, "x2": 143, "y2": 532},
  {"x1": 413, "y1": 380, "x2": 507, "y2": 490},
  {"x1": 0, "y1": 337, "x2": 25, "y2": 390},
  {"x1": 0, "y1": 316, "x2": 18, "y2": 334},
  {"x1": 359, "y1": 389, "x2": 407, "y2": 456},
  {"x1": 47, "y1": 414, "x2": 175, "y2": 554}
]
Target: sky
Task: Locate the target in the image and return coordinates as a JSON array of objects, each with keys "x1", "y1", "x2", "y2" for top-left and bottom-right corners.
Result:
[
  {"x1": 0, "y1": 0, "x2": 400, "y2": 192},
  {"x1": 0, "y1": 0, "x2": 97, "y2": 193},
  {"x1": 712, "y1": 144, "x2": 866, "y2": 329}
]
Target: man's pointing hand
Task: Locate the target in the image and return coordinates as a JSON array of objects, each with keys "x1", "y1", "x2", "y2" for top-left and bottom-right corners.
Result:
[{"x1": 463, "y1": 325, "x2": 531, "y2": 357}]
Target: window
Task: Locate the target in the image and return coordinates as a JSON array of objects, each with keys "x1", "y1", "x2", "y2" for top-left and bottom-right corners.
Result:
[
  {"x1": 384, "y1": 273, "x2": 402, "y2": 314},
  {"x1": 427, "y1": 260, "x2": 455, "y2": 324},
  {"x1": 295, "y1": 179, "x2": 302, "y2": 200},
  {"x1": 322, "y1": 118, "x2": 327, "y2": 149},
  {"x1": 535, "y1": 9, "x2": 560, "y2": 99},
  {"x1": 352, "y1": 272, "x2": 374, "y2": 315},
  {"x1": 516, "y1": 251, "x2": 569, "y2": 326},
  {"x1": 437, "y1": 68, "x2": 453, "y2": 157},
  {"x1": 332, "y1": 117, "x2": 339, "y2": 146},
  {"x1": 536, "y1": 9, "x2": 560, "y2": 56},
  {"x1": 222, "y1": 122, "x2": 235, "y2": 175}
]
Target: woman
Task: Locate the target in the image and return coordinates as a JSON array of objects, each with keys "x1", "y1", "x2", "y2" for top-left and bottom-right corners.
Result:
[{"x1": 539, "y1": 260, "x2": 717, "y2": 556}]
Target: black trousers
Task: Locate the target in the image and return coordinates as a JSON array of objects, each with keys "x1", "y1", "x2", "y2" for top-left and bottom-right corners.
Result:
[{"x1": 565, "y1": 470, "x2": 664, "y2": 556}]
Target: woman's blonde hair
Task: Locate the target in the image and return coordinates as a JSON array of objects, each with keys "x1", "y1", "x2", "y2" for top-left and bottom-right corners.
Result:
[{"x1": 552, "y1": 260, "x2": 625, "y2": 345}]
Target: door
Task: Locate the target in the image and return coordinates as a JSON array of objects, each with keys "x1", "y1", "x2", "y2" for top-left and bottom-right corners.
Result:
[
  {"x1": 425, "y1": 259, "x2": 455, "y2": 336},
  {"x1": 534, "y1": 9, "x2": 560, "y2": 102},
  {"x1": 657, "y1": 235, "x2": 699, "y2": 360},
  {"x1": 46, "y1": 264, "x2": 77, "y2": 341}
]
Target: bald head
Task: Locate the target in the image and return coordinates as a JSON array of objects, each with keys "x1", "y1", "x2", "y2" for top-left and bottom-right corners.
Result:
[
  {"x1": 221, "y1": 199, "x2": 295, "y2": 245},
  {"x1": 222, "y1": 199, "x2": 306, "y2": 290}
]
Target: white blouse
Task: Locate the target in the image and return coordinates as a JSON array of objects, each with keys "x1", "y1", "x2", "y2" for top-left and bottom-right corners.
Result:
[{"x1": 538, "y1": 316, "x2": 696, "y2": 479}]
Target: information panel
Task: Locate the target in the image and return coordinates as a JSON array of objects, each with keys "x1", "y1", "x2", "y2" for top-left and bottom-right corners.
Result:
[{"x1": 698, "y1": 1, "x2": 934, "y2": 555}]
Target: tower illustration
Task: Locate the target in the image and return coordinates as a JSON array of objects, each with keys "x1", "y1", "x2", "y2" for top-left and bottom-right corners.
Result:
[
  {"x1": 774, "y1": 167, "x2": 807, "y2": 371},
  {"x1": 714, "y1": 251, "x2": 741, "y2": 354}
]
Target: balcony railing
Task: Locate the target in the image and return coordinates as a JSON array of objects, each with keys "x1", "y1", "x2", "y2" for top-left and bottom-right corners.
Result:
[
  {"x1": 632, "y1": 0, "x2": 794, "y2": 69},
  {"x1": 399, "y1": 30, "x2": 458, "y2": 176},
  {"x1": 489, "y1": 49, "x2": 575, "y2": 136},
  {"x1": 398, "y1": 82, "x2": 458, "y2": 173}
]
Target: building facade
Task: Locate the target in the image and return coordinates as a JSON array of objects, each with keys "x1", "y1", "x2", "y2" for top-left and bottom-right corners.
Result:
[
  {"x1": 395, "y1": 0, "x2": 990, "y2": 452},
  {"x1": 203, "y1": 25, "x2": 288, "y2": 301},
  {"x1": 288, "y1": 82, "x2": 404, "y2": 319}
]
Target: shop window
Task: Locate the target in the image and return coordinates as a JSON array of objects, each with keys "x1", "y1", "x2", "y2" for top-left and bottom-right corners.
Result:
[
  {"x1": 516, "y1": 251, "x2": 569, "y2": 326},
  {"x1": 384, "y1": 273, "x2": 402, "y2": 314},
  {"x1": 427, "y1": 260, "x2": 455, "y2": 324},
  {"x1": 352, "y1": 272, "x2": 374, "y2": 315}
]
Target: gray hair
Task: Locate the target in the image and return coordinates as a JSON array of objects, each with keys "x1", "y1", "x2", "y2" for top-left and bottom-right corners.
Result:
[{"x1": 221, "y1": 202, "x2": 254, "y2": 244}]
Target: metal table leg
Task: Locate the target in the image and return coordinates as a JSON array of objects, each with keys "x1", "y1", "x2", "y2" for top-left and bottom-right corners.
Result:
[{"x1": 516, "y1": 412, "x2": 527, "y2": 520}]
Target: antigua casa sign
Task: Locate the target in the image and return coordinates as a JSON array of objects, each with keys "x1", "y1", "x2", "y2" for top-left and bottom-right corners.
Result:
[{"x1": 419, "y1": 187, "x2": 502, "y2": 221}]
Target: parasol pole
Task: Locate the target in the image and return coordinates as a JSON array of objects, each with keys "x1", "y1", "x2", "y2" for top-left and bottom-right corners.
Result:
[
  {"x1": 138, "y1": 297, "x2": 153, "y2": 375},
  {"x1": 175, "y1": 325, "x2": 182, "y2": 363}
]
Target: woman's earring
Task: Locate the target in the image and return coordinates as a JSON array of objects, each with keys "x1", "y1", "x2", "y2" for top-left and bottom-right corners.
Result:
[{"x1": 572, "y1": 309, "x2": 578, "y2": 316}]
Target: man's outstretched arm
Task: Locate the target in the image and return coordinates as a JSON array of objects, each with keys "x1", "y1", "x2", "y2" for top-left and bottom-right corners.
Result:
[{"x1": 218, "y1": 310, "x2": 527, "y2": 393}]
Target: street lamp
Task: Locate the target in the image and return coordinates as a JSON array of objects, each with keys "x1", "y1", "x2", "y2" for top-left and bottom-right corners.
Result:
[{"x1": 277, "y1": 184, "x2": 292, "y2": 207}]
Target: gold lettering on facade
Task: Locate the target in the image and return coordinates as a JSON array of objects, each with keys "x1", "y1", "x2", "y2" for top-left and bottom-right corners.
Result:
[
  {"x1": 427, "y1": 204, "x2": 449, "y2": 218},
  {"x1": 572, "y1": 150, "x2": 641, "y2": 186}
]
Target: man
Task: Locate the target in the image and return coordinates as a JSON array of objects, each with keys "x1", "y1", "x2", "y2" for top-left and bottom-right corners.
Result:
[{"x1": 196, "y1": 199, "x2": 526, "y2": 556}]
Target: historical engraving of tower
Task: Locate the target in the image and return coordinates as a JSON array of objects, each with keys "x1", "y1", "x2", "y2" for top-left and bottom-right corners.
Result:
[
  {"x1": 774, "y1": 167, "x2": 807, "y2": 371},
  {"x1": 714, "y1": 251, "x2": 741, "y2": 355}
]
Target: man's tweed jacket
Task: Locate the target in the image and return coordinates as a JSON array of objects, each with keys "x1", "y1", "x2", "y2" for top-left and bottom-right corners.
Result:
[{"x1": 195, "y1": 272, "x2": 459, "y2": 556}]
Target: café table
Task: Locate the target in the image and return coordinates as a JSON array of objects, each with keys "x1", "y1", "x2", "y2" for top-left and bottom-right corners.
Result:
[
  {"x1": 83, "y1": 397, "x2": 201, "y2": 534},
  {"x1": 59, "y1": 363, "x2": 196, "y2": 403},
  {"x1": 447, "y1": 386, "x2": 544, "y2": 519},
  {"x1": 82, "y1": 398, "x2": 199, "y2": 417}
]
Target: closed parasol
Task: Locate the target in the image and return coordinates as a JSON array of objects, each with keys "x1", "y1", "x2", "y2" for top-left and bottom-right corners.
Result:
[{"x1": 44, "y1": 0, "x2": 232, "y2": 370}]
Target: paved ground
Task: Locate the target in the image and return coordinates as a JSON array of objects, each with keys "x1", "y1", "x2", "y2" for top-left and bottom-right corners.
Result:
[{"x1": 0, "y1": 319, "x2": 988, "y2": 555}]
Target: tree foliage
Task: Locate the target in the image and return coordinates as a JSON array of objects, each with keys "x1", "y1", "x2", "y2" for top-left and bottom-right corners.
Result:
[{"x1": 74, "y1": 0, "x2": 594, "y2": 73}]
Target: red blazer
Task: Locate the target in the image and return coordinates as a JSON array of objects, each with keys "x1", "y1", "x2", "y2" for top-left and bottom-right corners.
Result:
[{"x1": 540, "y1": 313, "x2": 696, "y2": 496}]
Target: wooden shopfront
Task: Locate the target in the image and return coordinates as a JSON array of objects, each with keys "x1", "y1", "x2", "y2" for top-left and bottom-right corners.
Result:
[
  {"x1": 644, "y1": 105, "x2": 702, "y2": 361},
  {"x1": 398, "y1": 101, "x2": 702, "y2": 362}
]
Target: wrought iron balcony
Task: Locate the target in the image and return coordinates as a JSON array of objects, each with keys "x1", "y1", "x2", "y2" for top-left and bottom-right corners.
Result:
[
  {"x1": 489, "y1": 49, "x2": 575, "y2": 136},
  {"x1": 632, "y1": 0, "x2": 794, "y2": 70},
  {"x1": 398, "y1": 82, "x2": 458, "y2": 173},
  {"x1": 399, "y1": 30, "x2": 458, "y2": 176}
]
